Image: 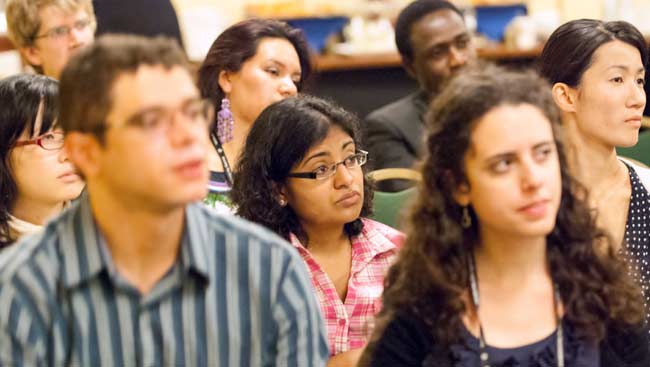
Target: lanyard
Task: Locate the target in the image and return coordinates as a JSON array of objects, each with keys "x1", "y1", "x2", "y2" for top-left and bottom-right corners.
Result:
[
  {"x1": 468, "y1": 254, "x2": 564, "y2": 367},
  {"x1": 210, "y1": 132, "x2": 234, "y2": 186}
]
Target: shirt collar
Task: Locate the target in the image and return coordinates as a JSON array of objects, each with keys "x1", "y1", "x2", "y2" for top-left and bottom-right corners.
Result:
[
  {"x1": 60, "y1": 194, "x2": 211, "y2": 289},
  {"x1": 288, "y1": 219, "x2": 400, "y2": 271}
]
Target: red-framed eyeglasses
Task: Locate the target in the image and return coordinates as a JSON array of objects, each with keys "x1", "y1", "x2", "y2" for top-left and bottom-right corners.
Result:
[{"x1": 14, "y1": 131, "x2": 65, "y2": 151}]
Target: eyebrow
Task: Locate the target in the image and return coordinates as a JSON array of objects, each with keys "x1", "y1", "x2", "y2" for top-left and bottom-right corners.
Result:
[
  {"x1": 607, "y1": 65, "x2": 645, "y2": 74},
  {"x1": 126, "y1": 96, "x2": 199, "y2": 120},
  {"x1": 301, "y1": 139, "x2": 356, "y2": 167},
  {"x1": 483, "y1": 141, "x2": 554, "y2": 164}
]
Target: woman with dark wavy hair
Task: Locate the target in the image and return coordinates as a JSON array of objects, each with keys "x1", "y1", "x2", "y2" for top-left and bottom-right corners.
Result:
[
  {"x1": 197, "y1": 18, "x2": 311, "y2": 209},
  {"x1": 0, "y1": 74, "x2": 84, "y2": 249},
  {"x1": 539, "y1": 19, "x2": 650, "y2": 318},
  {"x1": 359, "y1": 66, "x2": 648, "y2": 366},
  {"x1": 231, "y1": 95, "x2": 403, "y2": 366}
]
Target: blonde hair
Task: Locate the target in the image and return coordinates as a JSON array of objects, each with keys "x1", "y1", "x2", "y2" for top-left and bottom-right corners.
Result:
[{"x1": 5, "y1": 0, "x2": 96, "y2": 48}]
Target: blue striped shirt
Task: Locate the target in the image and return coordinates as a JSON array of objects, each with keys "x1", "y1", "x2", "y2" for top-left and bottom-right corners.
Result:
[{"x1": 0, "y1": 194, "x2": 329, "y2": 366}]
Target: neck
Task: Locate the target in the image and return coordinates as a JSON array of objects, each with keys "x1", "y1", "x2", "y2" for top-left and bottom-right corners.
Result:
[
  {"x1": 564, "y1": 114, "x2": 625, "y2": 191},
  {"x1": 11, "y1": 197, "x2": 64, "y2": 226},
  {"x1": 301, "y1": 221, "x2": 349, "y2": 252},
  {"x1": 87, "y1": 182, "x2": 185, "y2": 294},
  {"x1": 474, "y1": 229, "x2": 549, "y2": 288}
]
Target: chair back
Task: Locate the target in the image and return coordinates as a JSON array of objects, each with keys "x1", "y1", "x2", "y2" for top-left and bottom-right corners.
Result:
[{"x1": 368, "y1": 168, "x2": 421, "y2": 229}]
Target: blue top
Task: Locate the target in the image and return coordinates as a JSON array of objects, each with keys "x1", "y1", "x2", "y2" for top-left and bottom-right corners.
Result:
[{"x1": 0, "y1": 193, "x2": 329, "y2": 366}]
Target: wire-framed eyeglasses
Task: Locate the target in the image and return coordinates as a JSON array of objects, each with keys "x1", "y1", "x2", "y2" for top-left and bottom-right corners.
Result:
[
  {"x1": 14, "y1": 131, "x2": 65, "y2": 150},
  {"x1": 287, "y1": 150, "x2": 368, "y2": 180},
  {"x1": 33, "y1": 18, "x2": 94, "y2": 42}
]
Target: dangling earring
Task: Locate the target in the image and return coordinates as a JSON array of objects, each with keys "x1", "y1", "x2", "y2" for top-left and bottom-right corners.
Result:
[
  {"x1": 217, "y1": 98, "x2": 234, "y2": 143},
  {"x1": 461, "y1": 206, "x2": 472, "y2": 229}
]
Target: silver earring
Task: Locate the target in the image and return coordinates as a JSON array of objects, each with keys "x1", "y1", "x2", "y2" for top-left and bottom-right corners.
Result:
[
  {"x1": 278, "y1": 198, "x2": 287, "y2": 207},
  {"x1": 461, "y1": 206, "x2": 471, "y2": 229}
]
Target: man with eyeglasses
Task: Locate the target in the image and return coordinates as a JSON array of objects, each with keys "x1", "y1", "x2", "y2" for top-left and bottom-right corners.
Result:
[
  {"x1": 0, "y1": 35, "x2": 329, "y2": 366},
  {"x1": 6, "y1": 0, "x2": 96, "y2": 79}
]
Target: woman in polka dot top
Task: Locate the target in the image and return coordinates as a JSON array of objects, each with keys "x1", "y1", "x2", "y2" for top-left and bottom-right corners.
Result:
[{"x1": 540, "y1": 20, "x2": 650, "y2": 317}]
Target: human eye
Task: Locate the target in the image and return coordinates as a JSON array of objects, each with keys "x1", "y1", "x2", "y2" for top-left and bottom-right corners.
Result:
[
  {"x1": 266, "y1": 67, "x2": 280, "y2": 76},
  {"x1": 74, "y1": 19, "x2": 90, "y2": 31},
  {"x1": 533, "y1": 145, "x2": 555, "y2": 162},
  {"x1": 131, "y1": 110, "x2": 165, "y2": 130},
  {"x1": 41, "y1": 132, "x2": 57, "y2": 142},
  {"x1": 637, "y1": 77, "x2": 646, "y2": 86},
  {"x1": 182, "y1": 100, "x2": 204, "y2": 121},
  {"x1": 49, "y1": 25, "x2": 70, "y2": 38},
  {"x1": 344, "y1": 154, "x2": 359, "y2": 167},
  {"x1": 313, "y1": 164, "x2": 332, "y2": 179},
  {"x1": 610, "y1": 76, "x2": 624, "y2": 83},
  {"x1": 455, "y1": 36, "x2": 470, "y2": 49},
  {"x1": 490, "y1": 158, "x2": 512, "y2": 174}
]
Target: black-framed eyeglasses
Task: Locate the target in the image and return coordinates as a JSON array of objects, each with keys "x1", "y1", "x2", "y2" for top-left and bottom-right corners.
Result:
[
  {"x1": 33, "y1": 18, "x2": 94, "y2": 42},
  {"x1": 14, "y1": 131, "x2": 65, "y2": 150},
  {"x1": 287, "y1": 150, "x2": 368, "y2": 180}
]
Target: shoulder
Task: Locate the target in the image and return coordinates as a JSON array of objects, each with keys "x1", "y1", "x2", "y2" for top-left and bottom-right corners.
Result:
[
  {"x1": 366, "y1": 93, "x2": 423, "y2": 125},
  {"x1": 188, "y1": 203, "x2": 303, "y2": 265},
  {"x1": 621, "y1": 158, "x2": 650, "y2": 192},
  {"x1": 0, "y1": 217, "x2": 66, "y2": 329}
]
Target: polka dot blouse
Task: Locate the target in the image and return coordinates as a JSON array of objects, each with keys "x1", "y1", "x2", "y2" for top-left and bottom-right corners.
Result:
[{"x1": 623, "y1": 163, "x2": 650, "y2": 314}]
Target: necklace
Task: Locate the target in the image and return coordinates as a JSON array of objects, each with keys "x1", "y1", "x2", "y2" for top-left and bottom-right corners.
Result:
[{"x1": 468, "y1": 254, "x2": 564, "y2": 367}]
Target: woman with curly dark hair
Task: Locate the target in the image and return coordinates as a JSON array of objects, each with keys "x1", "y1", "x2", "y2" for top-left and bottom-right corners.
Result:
[
  {"x1": 359, "y1": 66, "x2": 648, "y2": 367},
  {"x1": 197, "y1": 18, "x2": 311, "y2": 210},
  {"x1": 231, "y1": 95, "x2": 403, "y2": 366}
]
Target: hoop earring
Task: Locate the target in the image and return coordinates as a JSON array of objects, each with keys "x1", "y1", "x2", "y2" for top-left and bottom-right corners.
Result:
[
  {"x1": 461, "y1": 206, "x2": 472, "y2": 229},
  {"x1": 216, "y1": 98, "x2": 234, "y2": 143}
]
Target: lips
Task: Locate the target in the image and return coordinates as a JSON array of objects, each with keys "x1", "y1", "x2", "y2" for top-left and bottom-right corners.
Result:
[
  {"x1": 58, "y1": 171, "x2": 80, "y2": 183},
  {"x1": 173, "y1": 158, "x2": 206, "y2": 179},
  {"x1": 336, "y1": 191, "x2": 361, "y2": 207},
  {"x1": 518, "y1": 199, "x2": 550, "y2": 219},
  {"x1": 625, "y1": 116, "x2": 643, "y2": 125}
]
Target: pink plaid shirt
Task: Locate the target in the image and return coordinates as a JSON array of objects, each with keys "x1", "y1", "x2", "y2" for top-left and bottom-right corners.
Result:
[{"x1": 289, "y1": 219, "x2": 403, "y2": 355}]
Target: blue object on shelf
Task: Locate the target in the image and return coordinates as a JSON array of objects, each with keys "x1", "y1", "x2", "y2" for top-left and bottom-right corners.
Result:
[
  {"x1": 284, "y1": 16, "x2": 349, "y2": 52},
  {"x1": 475, "y1": 4, "x2": 527, "y2": 41}
]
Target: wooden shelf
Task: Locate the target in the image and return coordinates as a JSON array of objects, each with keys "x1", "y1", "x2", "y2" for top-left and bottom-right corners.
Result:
[{"x1": 314, "y1": 44, "x2": 543, "y2": 72}]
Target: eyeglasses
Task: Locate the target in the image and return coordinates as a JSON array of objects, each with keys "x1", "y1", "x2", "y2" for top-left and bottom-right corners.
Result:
[
  {"x1": 14, "y1": 131, "x2": 65, "y2": 150},
  {"x1": 33, "y1": 18, "x2": 94, "y2": 42},
  {"x1": 116, "y1": 98, "x2": 214, "y2": 135},
  {"x1": 287, "y1": 150, "x2": 368, "y2": 180}
]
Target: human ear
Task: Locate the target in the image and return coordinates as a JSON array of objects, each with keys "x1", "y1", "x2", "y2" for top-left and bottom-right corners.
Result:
[
  {"x1": 551, "y1": 82, "x2": 578, "y2": 113},
  {"x1": 64, "y1": 132, "x2": 101, "y2": 178},
  {"x1": 453, "y1": 182, "x2": 471, "y2": 206},
  {"x1": 218, "y1": 70, "x2": 233, "y2": 95},
  {"x1": 20, "y1": 46, "x2": 44, "y2": 69}
]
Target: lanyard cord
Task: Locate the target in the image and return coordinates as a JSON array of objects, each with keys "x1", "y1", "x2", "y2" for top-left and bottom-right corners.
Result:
[
  {"x1": 210, "y1": 132, "x2": 234, "y2": 186},
  {"x1": 468, "y1": 254, "x2": 564, "y2": 367}
]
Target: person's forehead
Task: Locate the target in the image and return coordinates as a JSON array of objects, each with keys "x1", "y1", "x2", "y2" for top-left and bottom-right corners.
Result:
[
  {"x1": 108, "y1": 65, "x2": 197, "y2": 118},
  {"x1": 410, "y1": 9, "x2": 467, "y2": 51},
  {"x1": 469, "y1": 105, "x2": 552, "y2": 158},
  {"x1": 38, "y1": 5, "x2": 88, "y2": 28}
]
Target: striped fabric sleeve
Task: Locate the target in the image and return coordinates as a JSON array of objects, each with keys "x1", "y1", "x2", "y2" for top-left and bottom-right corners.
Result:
[{"x1": 272, "y1": 249, "x2": 329, "y2": 367}]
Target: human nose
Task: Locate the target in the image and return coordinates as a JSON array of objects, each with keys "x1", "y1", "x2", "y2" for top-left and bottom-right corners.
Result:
[
  {"x1": 627, "y1": 80, "x2": 646, "y2": 110},
  {"x1": 332, "y1": 162, "x2": 354, "y2": 188},
  {"x1": 448, "y1": 45, "x2": 467, "y2": 68},
  {"x1": 520, "y1": 159, "x2": 544, "y2": 191},
  {"x1": 279, "y1": 76, "x2": 298, "y2": 97}
]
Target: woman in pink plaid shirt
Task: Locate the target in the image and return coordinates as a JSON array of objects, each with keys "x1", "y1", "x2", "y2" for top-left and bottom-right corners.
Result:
[{"x1": 231, "y1": 95, "x2": 404, "y2": 366}]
